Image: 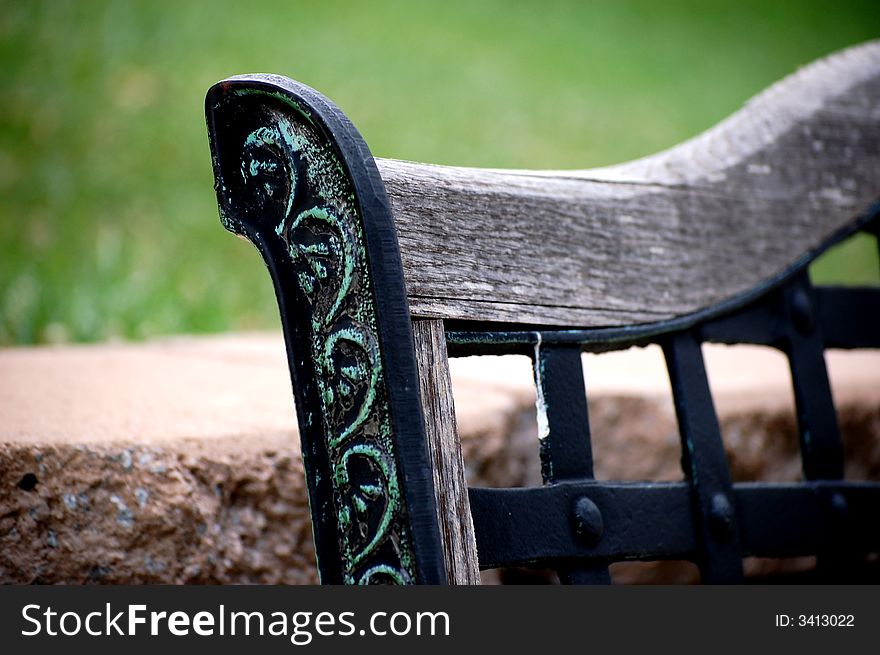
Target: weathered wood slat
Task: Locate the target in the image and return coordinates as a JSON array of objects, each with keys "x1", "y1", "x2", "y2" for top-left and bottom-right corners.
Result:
[
  {"x1": 376, "y1": 41, "x2": 880, "y2": 326},
  {"x1": 411, "y1": 319, "x2": 481, "y2": 584}
]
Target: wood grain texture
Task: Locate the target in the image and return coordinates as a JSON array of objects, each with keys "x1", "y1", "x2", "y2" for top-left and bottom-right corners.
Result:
[
  {"x1": 376, "y1": 41, "x2": 880, "y2": 326},
  {"x1": 411, "y1": 319, "x2": 481, "y2": 584}
]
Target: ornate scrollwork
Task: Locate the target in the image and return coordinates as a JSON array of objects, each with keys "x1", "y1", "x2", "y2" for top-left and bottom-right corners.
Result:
[
  {"x1": 237, "y1": 103, "x2": 416, "y2": 584},
  {"x1": 282, "y1": 207, "x2": 358, "y2": 330}
]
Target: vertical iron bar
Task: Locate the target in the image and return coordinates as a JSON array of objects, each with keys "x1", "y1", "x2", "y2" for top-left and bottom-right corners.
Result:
[
  {"x1": 533, "y1": 341, "x2": 610, "y2": 584},
  {"x1": 783, "y1": 273, "x2": 850, "y2": 577},
  {"x1": 784, "y1": 273, "x2": 843, "y2": 481},
  {"x1": 663, "y1": 331, "x2": 744, "y2": 583}
]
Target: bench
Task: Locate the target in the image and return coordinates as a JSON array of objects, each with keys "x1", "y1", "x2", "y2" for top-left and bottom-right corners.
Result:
[{"x1": 205, "y1": 41, "x2": 880, "y2": 584}]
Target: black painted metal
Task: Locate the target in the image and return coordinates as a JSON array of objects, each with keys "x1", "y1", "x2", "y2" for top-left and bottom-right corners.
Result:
[
  {"x1": 533, "y1": 345, "x2": 596, "y2": 481},
  {"x1": 469, "y1": 481, "x2": 880, "y2": 570},
  {"x1": 816, "y1": 287, "x2": 880, "y2": 349},
  {"x1": 662, "y1": 332, "x2": 743, "y2": 582},
  {"x1": 783, "y1": 273, "x2": 843, "y2": 481},
  {"x1": 445, "y1": 283, "x2": 880, "y2": 355},
  {"x1": 455, "y1": 213, "x2": 880, "y2": 583},
  {"x1": 533, "y1": 344, "x2": 610, "y2": 583}
]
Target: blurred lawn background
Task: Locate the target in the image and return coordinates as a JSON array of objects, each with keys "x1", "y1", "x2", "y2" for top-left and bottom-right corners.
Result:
[{"x1": 1, "y1": 0, "x2": 878, "y2": 345}]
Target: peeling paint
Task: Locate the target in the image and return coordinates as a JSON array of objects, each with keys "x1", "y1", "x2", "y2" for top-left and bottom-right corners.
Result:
[{"x1": 533, "y1": 332, "x2": 550, "y2": 441}]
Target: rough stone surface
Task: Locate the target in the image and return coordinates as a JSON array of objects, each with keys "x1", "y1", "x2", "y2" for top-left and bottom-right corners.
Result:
[
  {"x1": 1, "y1": 334, "x2": 878, "y2": 584},
  {"x1": 0, "y1": 438, "x2": 314, "y2": 584}
]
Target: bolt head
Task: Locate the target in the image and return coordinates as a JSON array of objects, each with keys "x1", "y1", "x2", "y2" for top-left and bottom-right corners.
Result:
[
  {"x1": 708, "y1": 492, "x2": 735, "y2": 542},
  {"x1": 572, "y1": 496, "x2": 604, "y2": 547},
  {"x1": 830, "y1": 492, "x2": 849, "y2": 524}
]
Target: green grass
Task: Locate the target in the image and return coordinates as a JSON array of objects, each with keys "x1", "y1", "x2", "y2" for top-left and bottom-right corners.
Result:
[{"x1": 1, "y1": 0, "x2": 878, "y2": 344}]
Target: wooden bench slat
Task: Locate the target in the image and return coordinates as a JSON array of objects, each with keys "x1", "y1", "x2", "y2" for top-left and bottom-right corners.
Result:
[
  {"x1": 412, "y1": 319, "x2": 480, "y2": 584},
  {"x1": 378, "y1": 40, "x2": 880, "y2": 326}
]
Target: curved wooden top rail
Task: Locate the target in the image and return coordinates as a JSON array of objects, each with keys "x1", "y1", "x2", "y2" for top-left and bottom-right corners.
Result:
[{"x1": 376, "y1": 40, "x2": 880, "y2": 327}]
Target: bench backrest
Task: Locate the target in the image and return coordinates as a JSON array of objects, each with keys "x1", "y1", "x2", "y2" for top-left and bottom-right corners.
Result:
[{"x1": 206, "y1": 41, "x2": 880, "y2": 584}]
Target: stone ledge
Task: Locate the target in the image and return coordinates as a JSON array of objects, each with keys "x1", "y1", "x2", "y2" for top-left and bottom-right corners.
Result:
[{"x1": 1, "y1": 333, "x2": 878, "y2": 584}]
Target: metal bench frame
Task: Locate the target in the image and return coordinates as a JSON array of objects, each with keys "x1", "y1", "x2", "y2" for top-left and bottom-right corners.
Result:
[{"x1": 206, "y1": 42, "x2": 880, "y2": 584}]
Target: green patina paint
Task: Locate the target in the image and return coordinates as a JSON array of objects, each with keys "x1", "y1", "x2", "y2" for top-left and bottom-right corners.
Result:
[
  {"x1": 357, "y1": 564, "x2": 410, "y2": 586},
  {"x1": 244, "y1": 126, "x2": 299, "y2": 223},
  {"x1": 319, "y1": 326, "x2": 380, "y2": 449},
  {"x1": 234, "y1": 95, "x2": 416, "y2": 585},
  {"x1": 231, "y1": 87, "x2": 318, "y2": 128},
  {"x1": 334, "y1": 443, "x2": 401, "y2": 581},
  {"x1": 284, "y1": 207, "x2": 356, "y2": 331}
]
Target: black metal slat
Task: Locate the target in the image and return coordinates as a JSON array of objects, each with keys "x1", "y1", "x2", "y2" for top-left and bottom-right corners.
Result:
[
  {"x1": 663, "y1": 332, "x2": 744, "y2": 583},
  {"x1": 470, "y1": 482, "x2": 694, "y2": 569},
  {"x1": 699, "y1": 287, "x2": 786, "y2": 347},
  {"x1": 533, "y1": 343, "x2": 610, "y2": 584},
  {"x1": 445, "y1": 284, "x2": 880, "y2": 354},
  {"x1": 814, "y1": 286, "x2": 880, "y2": 349},
  {"x1": 783, "y1": 274, "x2": 844, "y2": 481},
  {"x1": 469, "y1": 481, "x2": 880, "y2": 569},
  {"x1": 534, "y1": 345, "x2": 597, "y2": 480},
  {"x1": 783, "y1": 274, "x2": 857, "y2": 578}
]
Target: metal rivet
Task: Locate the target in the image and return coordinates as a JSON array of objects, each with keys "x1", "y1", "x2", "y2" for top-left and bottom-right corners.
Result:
[
  {"x1": 830, "y1": 492, "x2": 849, "y2": 524},
  {"x1": 708, "y1": 492, "x2": 734, "y2": 542},
  {"x1": 572, "y1": 496, "x2": 604, "y2": 546},
  {"x1": 790, "y1": 288, "x2": 815, "y2": 334}
]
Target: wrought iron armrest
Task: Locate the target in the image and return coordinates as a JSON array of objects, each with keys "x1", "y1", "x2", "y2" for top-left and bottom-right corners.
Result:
[{"x1": 206, "y1": 77, "x2": 446, "y2": 584}]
